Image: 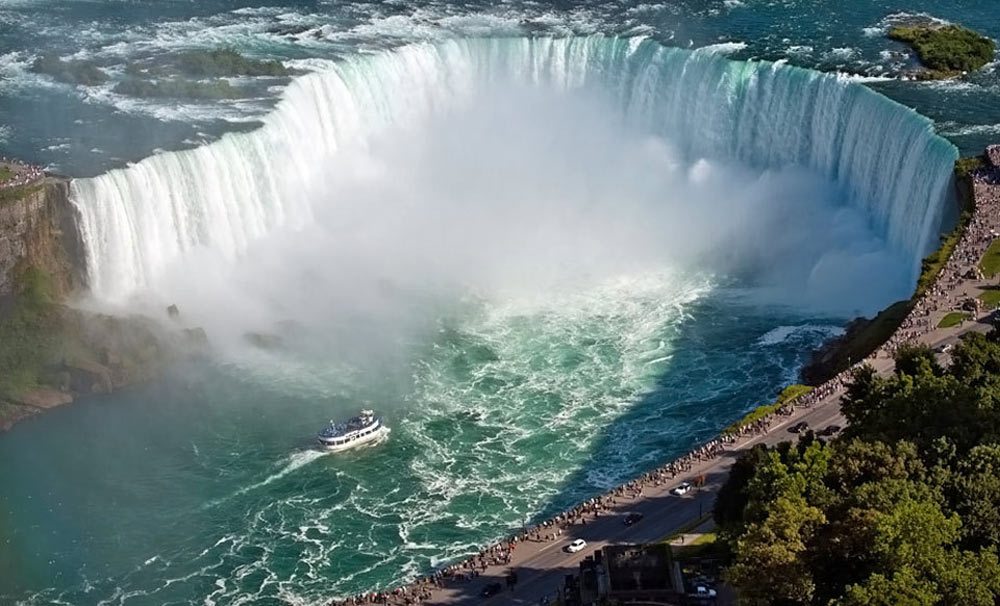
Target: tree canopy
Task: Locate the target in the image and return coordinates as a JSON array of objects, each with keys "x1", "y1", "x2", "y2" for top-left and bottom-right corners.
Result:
[{"x1": 715, "y1": 329, "x2": 1000, "y2": 604}]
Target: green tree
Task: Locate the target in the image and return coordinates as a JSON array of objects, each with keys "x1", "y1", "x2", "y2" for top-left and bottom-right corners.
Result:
[
  {"x1": 951, "y1": 445, "x2": 1000, "y2": 548},
  {"x1": 727, "y1": 494, "x2": 826, "y2": 605}
]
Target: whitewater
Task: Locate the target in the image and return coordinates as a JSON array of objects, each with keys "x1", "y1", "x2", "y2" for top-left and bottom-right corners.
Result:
[
  {"x1": 71, "y1": 36, "x2": 957, "y2": 302},
  {"x1": 3, "y1": 35, "x2": 962, "y2": 606}
]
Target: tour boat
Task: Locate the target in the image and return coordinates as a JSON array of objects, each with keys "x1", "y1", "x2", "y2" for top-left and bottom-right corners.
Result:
[{"x1": 318, "y1": 410, "x2": 389, "y2": 452}]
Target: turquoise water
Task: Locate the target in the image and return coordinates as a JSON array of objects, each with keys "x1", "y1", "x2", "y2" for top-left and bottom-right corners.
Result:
[
  {"x1": 1, "y1": 279, "x2": 842, "y2": 604},
  {"x1": 0, "y1": 0, "x2": 990, "y2": 604}
]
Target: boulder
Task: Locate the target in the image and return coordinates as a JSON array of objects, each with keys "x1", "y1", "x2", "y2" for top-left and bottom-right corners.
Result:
[
  {"x1": 987, "y1": 145, "x2": 1000, "y2": 168},
  {"x1": 182, "y1": 327, "x2": 209, "y2": 348},
  {"x1": 244, "y1": 332, "x2": 284, "y2": 349}
]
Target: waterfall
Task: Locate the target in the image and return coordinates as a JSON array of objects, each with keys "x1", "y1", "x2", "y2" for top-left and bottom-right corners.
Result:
[{"x1": 70, "y1": 35, "x2": 958, "y2": 302}]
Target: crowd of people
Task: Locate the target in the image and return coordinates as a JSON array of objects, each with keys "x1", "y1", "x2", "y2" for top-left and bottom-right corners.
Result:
[
  {"x1": 0, "y1": 157, "x2": 45, "y2": 189},
  {"x1": 328, "y1": 153, "x2": 1000, "y2": 606},
  {"x1": 879, "y1": 159, "x2": 1000, "y2": 357}
]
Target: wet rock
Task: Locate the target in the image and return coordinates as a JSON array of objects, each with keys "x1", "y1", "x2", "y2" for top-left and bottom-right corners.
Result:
[
  {"x1": 65, "y1": 359, "x2": 114, "y2": 394},
  {"x1": 244, "y1": 332, "x2": 284, "y2": 349},
  {"x1": 13, "y1": 388, "x2": 73, "y2": 409},
  {"x1": 182, "y1": 327, "x2": 209, "y2": 348}
]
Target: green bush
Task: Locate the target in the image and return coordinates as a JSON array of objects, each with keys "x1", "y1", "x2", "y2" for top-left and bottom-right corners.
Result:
[
  {"x1": 955, "y1": 155, "x2": 987, "y2": 180},
  {"x1": 0, "y1": 184, "x2": 44, "y2": 207},
  {"x1": 0, "y1": 269, "x2": 60, "y2": 398},
  {"x1": 889, "y1": 24, "x2": 995, "y2": 74},
  {"x1": 722, "y1": 384, "x2": 813, "y2": 435}
]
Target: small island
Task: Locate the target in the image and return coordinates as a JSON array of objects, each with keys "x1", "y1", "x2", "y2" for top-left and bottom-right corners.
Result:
[{"x1": 888, "y1": 23, "x2": 996, "y2": 80}]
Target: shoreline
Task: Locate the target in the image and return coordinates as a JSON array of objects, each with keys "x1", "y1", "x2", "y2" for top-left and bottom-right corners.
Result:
[
  {"x1": 332, "y1": 147, "x2": 1000, "y2": 605},
  {"x1": 0, "y1": 151, "x2": 987, "y2": 601}
]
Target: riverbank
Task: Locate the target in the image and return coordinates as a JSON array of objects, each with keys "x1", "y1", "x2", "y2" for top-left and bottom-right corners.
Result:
[
  {"x1": 335, "y1": 145, "x2": 1000, "y2": 605},
  {"x1": 800, "y1": 155, "x2": 976, "y2": 384},
  {"x1": 0, "y1": 172, "x2": 208, "y2": 430}
]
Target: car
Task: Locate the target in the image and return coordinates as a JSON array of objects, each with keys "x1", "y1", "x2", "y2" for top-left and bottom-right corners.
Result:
[
  {"x1": 566, "y1": 538, "x2": 587, "y2": 553},
  {"x1": 691, "y1": 585, "x2": 717, "y2": 599},
  {"x1": 788, "y1": 421, "x2": 809, "y2": 434},
  {"x1": 624, "y1": 512, "x2": 644, "y2": 526},
  {"x1": 480, "y1": 582, "x2": 503, "y2": 598},
  {"x1": 818, "y1": 424, "x2": 842, "y2": 437},
  {"x1": 671, "y1": 481, "x2": 693, "y2": 496}
]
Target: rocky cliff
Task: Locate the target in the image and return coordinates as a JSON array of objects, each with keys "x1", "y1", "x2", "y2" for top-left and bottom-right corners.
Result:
[
  {"x1": 0, "y1": 177, "x2": 205, "y2": 430},
  {"x1": 0, "y1": 178, "x2": 85, "y2": 301}
]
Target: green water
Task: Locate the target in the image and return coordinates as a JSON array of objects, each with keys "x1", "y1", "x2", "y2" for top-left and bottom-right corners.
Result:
[{"x1": 0, "y1": 271, "x2": 841, "y2": 604}]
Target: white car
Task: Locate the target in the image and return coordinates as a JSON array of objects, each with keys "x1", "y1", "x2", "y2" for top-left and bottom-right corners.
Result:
[
  {"x1": 693, "y1": 585, "x2": 717, "y2": 599},
  {"x1": 671, "y1": 481, "x2": 693, "y2": 496},
  {"x1": 566, "y1": 538, "x2": 587, "y2": 553}
]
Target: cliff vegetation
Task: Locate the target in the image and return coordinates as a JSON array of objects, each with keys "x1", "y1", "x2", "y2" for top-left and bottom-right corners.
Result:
[
  {"x1": 716, "y1": 337, "x2": 1000, "y2": 604},
  {"x1": 0, "y1": 179, "x2": 204, "y2": 430},
  {"x1": 722, "y1": 384, "x2": 812, "y2": 436}
]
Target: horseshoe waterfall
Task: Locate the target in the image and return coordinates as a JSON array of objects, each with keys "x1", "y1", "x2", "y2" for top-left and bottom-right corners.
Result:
[{"x1": 70, "y1": 36, "x2": 957, "y2": 302}]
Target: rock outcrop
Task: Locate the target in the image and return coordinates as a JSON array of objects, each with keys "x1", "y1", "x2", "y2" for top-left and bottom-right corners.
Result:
[
  {"x1": 0, "y1": 177, "x2": 85, "y2": 301},
  {"x1": 987, "y1": 145, "x2": 1000, "y2": 169},
  {"x1": 0, "y1": 175, "x2": 206, "y2": 431}
]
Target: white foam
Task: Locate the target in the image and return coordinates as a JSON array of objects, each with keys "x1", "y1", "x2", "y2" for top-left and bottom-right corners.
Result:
[
  {"x1": 695, "y1": 41, "x2": 747, "y2": 55},
  {"x1": 756, "y1": 324, "x2": 843, "y2": 346}
]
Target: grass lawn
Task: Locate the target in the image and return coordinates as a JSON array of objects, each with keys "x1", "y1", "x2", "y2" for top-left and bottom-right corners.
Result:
[
  {"x1": 981, "y1": 240, "x2": 1000, "y2": 278},
  {"x1": 0, "y1": 166, "x2": 13, "y2": 182},
  {"x1": 722, "y1": 384, "x2": 813, "y2": 435},
  {"x1": 672, "y1": 532, "x2": 719, "y2": 560},
  {"x1": 979, "y1": 289, "x2": 1000, "y2": 309},
  {"x1": 938, "y1": 312, "x2": 971, "y2": 329}
]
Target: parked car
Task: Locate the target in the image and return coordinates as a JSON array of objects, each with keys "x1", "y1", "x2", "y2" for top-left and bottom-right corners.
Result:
[
  {"x1": 480, "y1": 582, "x2": 503, "y2": 598},
  {"x1": 624, "y1": 512, "x2": 644, "y2": 526},
  {"x1": 671, "y1": 481, "x2": 693, "y2": 496},
  {"x1": 691, "y1": 585, "x2": 717, "y2": 599},
  {"x1": 788, "y1": 421, "x2": 809, "y2": 433},
  {"x1": 818, "y1": 424, "x2": 842, "y2": 437},
  {"x1": 566, "y1": 538, "x2": 587, "y2": 553}
]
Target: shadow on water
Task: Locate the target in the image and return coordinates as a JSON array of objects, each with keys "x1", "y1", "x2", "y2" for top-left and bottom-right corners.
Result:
[{"x1": 419, "y1": 294, "x2": 831, "y2": 603}]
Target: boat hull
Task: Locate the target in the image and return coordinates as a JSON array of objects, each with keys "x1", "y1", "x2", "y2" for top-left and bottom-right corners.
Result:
[{"x1": 319, "y1": 425, "x2": 390, "y2": 452}]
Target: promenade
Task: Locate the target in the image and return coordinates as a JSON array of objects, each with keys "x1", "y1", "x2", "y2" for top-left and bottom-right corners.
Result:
[
  {"x1": 332, "y1": 150, "x2": 1000, "y2": 606},
  {"x1": 0, "y1": 157, "x2": 45, "y2": 190}
]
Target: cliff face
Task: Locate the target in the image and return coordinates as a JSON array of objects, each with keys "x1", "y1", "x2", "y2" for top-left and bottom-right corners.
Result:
[
  {"x1": 0, "y1": 177, "x2": 206, "y2": 431},
  {"x1": 0, "y1": 178, "x2": 85, "y2": 301}
]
